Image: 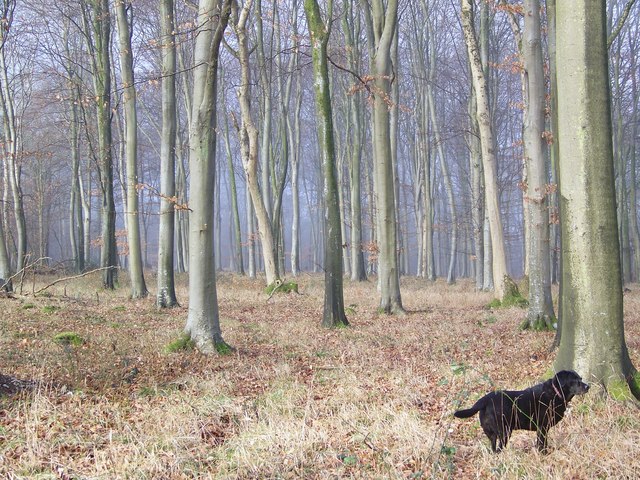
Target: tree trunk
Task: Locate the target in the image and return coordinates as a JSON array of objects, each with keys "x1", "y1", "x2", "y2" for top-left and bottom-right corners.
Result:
[
  {"x1": 116, "y1": 0, "x2": 147, "y2": 298},
  {"x1": 222, "y1": 89, "x2": 244, "y2": 275},
  {"x1": 304, "y1": 0, "x2": 348, "y2": 328},
  {"x1": 554, "y1": 0, "x2": 639, "y2": 398},
  {"x1": 365, "y1": 0, "x2": 404, "y2": 314},
  {"x1": 290, "y1": 71, "x2": 302, "y2": 277},
  {"x1": 0, "y1": 9, "x2": 26, "y2": 275},
  {"x1": 184, "y1": 0, "x2": 233, "y2": 353},
  {"x1": 426, "y1": 18, "x2": 456, "y2": 284},
  {"x1": 522, "y1": 0, "x2": 554, "y2": 329},
  {"x1": 231, "y1": 0, "x2": 278, "y2": 286},
  {"x1": 460, "y1": 0, "x2": 509, "y2": 300},
  {"x1": 157, "y1": 0, "x2": 179, "y2": 307},
  {"x1": 343, "y1": 4, "x2": 367, "y2": 282},
  {"x1": 83, "y1": 0, "x2": 117, "y2": 289}
]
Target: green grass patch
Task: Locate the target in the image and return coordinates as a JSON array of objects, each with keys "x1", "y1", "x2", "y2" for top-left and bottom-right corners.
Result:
[
  {"x1": 53, "y1": 332, "x2": 84, "y2": 347},
  {"x1": 21, "y1": 303, "x2": 35, "y2": 310},
  {"x1": 164, "y1": 333, "x2": 195, "y2": 353},
  {"x1": 215, "y1": 341, "x2": 233, "y2": 355},
  {"x1": 264, "y1": 280, "x2": 299, "y2": 295},
  {"x1": 42, "y1": 305, "x2": 60, "y2": 314}
]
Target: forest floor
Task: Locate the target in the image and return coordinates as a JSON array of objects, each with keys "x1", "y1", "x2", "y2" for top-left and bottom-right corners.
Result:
[{"x1": 1, "y1": 272, "x2": 640, "y2": 479}]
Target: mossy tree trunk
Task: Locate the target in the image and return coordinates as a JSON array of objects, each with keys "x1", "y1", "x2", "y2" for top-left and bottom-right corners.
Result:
[
  {"x1": 304, "y1": 0, "x2": 348, "y2": 328},
  {"x1": 554, "y1": 0, "x2": 639, "y2": 398}
]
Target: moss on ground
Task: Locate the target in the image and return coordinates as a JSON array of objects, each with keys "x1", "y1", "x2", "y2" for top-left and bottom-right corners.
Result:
[
  {"x1": 53, "y1": 332, "x2": 84, "y2": 347},
  {"x1": 164, "y1": 333, "x2": 195, "y2": 353},
  {"x1": 264, "y1": 280, "x2": 299, "y2": 295}
]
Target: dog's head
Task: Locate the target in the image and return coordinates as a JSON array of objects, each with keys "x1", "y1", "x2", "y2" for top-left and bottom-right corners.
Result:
[{"x1": 551, "y1": 370, "x2": 589, "y2": 401}]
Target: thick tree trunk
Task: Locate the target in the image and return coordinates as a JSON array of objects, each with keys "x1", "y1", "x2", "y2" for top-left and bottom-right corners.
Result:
[
  {"x1": 184, "y1": 0, "x2": 232, "y2": 353},
  {"x1": 554, "y1": 0, "x2": 639, "y2": 398}
]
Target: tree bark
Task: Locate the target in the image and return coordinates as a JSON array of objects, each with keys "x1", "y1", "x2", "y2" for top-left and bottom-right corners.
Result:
[
  {"x1": 184, "y1": 0, "x2": 233, "y2": 353},
  {"x1": 304, "y1": 0, "x2": 348, "y2": 328},
  {"x1": 554, "y1": 0, "x2": 639, "y2": 398},
  {"x1": 522, "y1": 0, "x2": 554, "y2": 329},
  {"x1": 460, "y1": 0, "x2": 509, "y2": 300},
  {"x1": 364, "y1": 0, "x2": 404, "y2": 314},
  {"x1": 230, "y1": 0, "x2": 278, "y2": 286},
  {"x1": 82, "y1": 0, "x2": 117, "y2": 289},
  {"x1": 156, "y1": 0, "x2": 179, "y2": 307},
  {"x1": 116, "y1": 0, "x2": 148, "y2": 298}
]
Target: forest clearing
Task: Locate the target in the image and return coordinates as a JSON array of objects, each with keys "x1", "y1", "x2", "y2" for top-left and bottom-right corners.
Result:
[{"x1": 1, "y1": 274, "x2": 639, "y2": 479}]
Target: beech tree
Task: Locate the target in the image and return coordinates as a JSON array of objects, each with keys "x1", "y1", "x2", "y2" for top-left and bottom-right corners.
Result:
[
  {"x1": 461, "y1": 0, "x2": 510, "y2": 300},
  {"x1": 304, "y1": 0, "x2": 348, "y2": 328},
  {"x1": 115, "y1": 0, "x2": 148, "y2": 299},
  {"x1": 521, "y1": 0, "x2": 554, "y2": 329},
  {"x1": 81, "y1": 0, "x2": 118, "y2": 289},
  {"x1": 554, "y1": 0, "x2": 639, "y2": 398},
  {"x1": 230, "y1": 0, "x2": 279, "y2": 286},
  {"x1": 363, "y1": 0, "x2": 404, "y2": 314},
  {"x1": 184, "y1": 0, "x2": 233, "y2": 353},
  {"x1": 156, "y1": 0, "x2": 179, "y2": 307}
]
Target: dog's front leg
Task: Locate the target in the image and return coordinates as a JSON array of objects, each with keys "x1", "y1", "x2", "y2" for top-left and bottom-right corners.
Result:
[{"x1": 536, "y1": 428, "x2": 549, "y2": 453}]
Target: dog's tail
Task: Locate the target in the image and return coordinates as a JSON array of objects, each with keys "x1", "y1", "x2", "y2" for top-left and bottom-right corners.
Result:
[
  {"x1": 453, "y1": 407, "x2": 479, "y2": 418},
  {"x1": 453, "y1": 396, "x2": 488, "y2": 418}
]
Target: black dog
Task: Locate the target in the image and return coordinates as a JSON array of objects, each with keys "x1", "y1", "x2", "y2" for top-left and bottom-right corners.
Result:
[{"x1": 454, "y1": 370, "x2": 589, "y2": 452}]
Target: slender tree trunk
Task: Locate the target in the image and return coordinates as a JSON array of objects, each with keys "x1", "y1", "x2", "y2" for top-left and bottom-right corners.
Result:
[
  {"x1": 83, "y1": 0, "x2": 117, "y2": 289},
  {"x1": 343, "y1": 4, "x2": 366, "y2": 281},
  {"x1": 246, "y1": 183, "x2": 256, "y2": 278},
  {"x1": 304, "y1": 0, "x2": 348, "y2": 327},
  {"x1": 0, "y1": 12, "x2": 26, "y2": 274},
  {"x1": 522, "y1": 0, "x2": 554, "y2": 329},
  {"x1": 426, "y1": 19, "x2": 456, "y2": 284},
  {"x1": 222, "y1": 90, "x2": 244, "y2": 275},
  {"x1": 116, "y1": 0, "x2": 147, "y2": 298},
  {"x1": 157, "y1": 0, "x2": 179, "y2": 307},
  {"x1": 469, "y1": 82, "x2": 484, "y2": 289},
  {"x1": 290, "y1": 71, "x2": 302, "y2": 277},
  {"x1": 231, "y1": 0, "x2": 278, "y2": 286},
  {"x1": 364, "y1": 0, "x2": 404, "y2": 314},
  {"x1": 461, "y1": 0, "x2": 509, "y2": 300},
  {"x1": 628, "y1": 30, "x2": 640, "y2": 282}
]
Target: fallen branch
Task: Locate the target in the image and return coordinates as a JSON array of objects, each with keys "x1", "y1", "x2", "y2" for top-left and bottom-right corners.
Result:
[{"x1": 34, "y1": 266, "x2": 118, "y2": 295}]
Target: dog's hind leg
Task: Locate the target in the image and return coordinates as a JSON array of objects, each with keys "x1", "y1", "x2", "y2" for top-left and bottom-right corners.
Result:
[{"x1": 497, "y1": 428, "x2": 510, "y2": 452}]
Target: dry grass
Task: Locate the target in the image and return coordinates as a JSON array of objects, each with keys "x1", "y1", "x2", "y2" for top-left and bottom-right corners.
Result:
[{"x1": 1, "y1": 273, "x2": 639, "y2": 479}]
